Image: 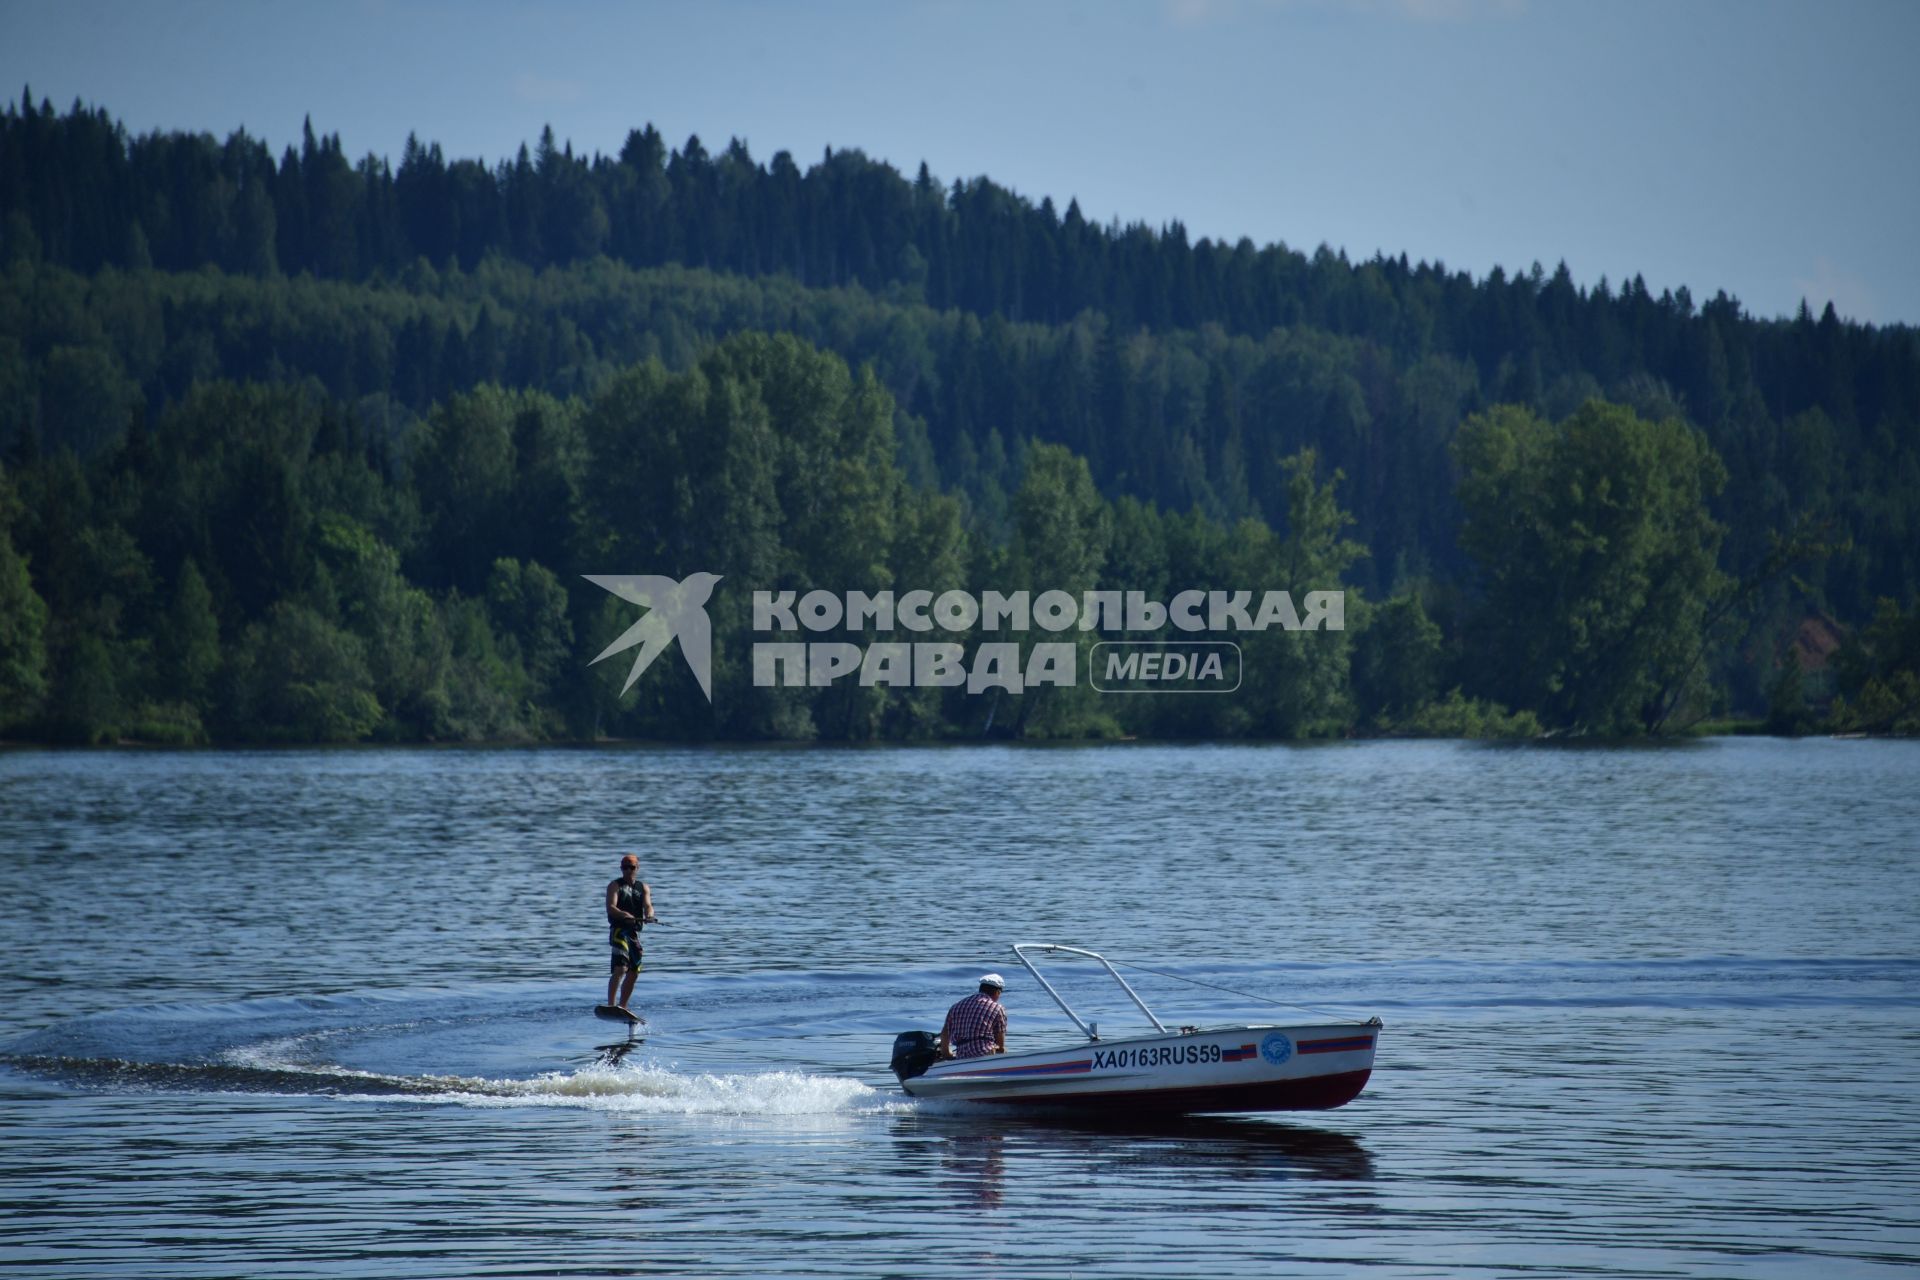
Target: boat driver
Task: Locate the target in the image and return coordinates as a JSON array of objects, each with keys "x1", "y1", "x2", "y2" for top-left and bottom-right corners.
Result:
[{"x1": 938, "y1": 973, "x2": 1008, "y2": 1059}]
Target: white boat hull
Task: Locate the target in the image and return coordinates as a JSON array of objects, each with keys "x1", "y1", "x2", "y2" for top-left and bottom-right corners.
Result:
[{"x1": 901, "y1": 1022, "x2": 1378, "y2": 1114}]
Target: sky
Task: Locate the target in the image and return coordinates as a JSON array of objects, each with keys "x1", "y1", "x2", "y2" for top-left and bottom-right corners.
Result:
[{"x1": 4, "y1": 0, "x2": 1916, "y2": 324}]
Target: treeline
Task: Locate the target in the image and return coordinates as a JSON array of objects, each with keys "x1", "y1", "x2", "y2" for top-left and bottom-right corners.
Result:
[
  {"x1": 3, "y1": 251, "x2": 1914, "y2": 713},
  {"x1": 5, "y1": 91, "x2": 1918, "y2": 430},
  {"x1": 0, "y1": 93, "x2": 1916, "y2": 739},
  {"x1": 3, "y1": 330, "x2": 1914, "y2": 744}
]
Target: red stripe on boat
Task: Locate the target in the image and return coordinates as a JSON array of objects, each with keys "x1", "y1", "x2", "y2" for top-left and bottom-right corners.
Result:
[
  {"x1": 986, "y1": 1068, "x2": 1374, "y2": 1114},
  {"x1": 1298, "y1": 1036, "x2": 1374, "y2": 1054},
  {"x1": 946, "y1": 1058, "x2": 1093, "y2": 1077}
]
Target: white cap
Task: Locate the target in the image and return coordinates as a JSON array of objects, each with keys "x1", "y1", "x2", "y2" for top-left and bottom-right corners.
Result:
[{"x1": 978, "y1": 973, "x2": 1005, "y2": 990}]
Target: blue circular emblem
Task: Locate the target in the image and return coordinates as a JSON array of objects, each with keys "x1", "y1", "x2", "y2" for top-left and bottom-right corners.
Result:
[{"x1": 1260, "y1": 1032, "x2": 1293, "y2": 1065}]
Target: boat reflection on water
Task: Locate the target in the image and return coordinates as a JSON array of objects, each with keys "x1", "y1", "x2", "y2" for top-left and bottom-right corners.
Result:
[
  {"x1": 891, "y1": 1110, "x2": 1375, "y2": 1210},
  {"x1": 935, "y1": 1129, "x2": 1008, "y2": 1209}
]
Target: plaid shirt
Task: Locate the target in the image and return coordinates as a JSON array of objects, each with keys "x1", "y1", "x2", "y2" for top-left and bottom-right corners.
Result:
[{"x1": 942, "y1": 993, "x2": 1007, "y2": 1058}]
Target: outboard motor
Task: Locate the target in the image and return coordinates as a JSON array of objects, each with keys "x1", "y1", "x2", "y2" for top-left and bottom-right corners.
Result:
[{"x1": 890, "y1": 1030, "x2": 941, "y2": 1082}]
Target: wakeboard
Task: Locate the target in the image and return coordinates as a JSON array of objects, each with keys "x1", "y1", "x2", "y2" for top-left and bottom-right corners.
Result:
[{"x1": 594, "y1": 1003, "x2": 644, "y2": 1024}]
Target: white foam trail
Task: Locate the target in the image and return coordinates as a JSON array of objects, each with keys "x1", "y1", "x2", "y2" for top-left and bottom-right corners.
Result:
[
  {"x1": 226, "y1": 1030, "x2": 350, "y2": 1067},
  {"x1": 220, "y1": 1035, "x2": 444, "y2": 1090},
  {"x1": 428, "y1": 1062, "x2": 901, "y2": 1114},
  {"x1": 223, "y1": 1033, "x2": 912, "y2": 1114}
]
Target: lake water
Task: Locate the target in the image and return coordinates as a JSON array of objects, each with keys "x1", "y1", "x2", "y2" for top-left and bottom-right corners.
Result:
[{"x1": 2, "y1": 739, "x2": 1917, "y2": 1277}]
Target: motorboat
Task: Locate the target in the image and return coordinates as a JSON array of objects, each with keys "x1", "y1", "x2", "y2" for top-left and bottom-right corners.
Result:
[{"x1": 890, "y1": 943, "x2": 1380, "y2": 1114}]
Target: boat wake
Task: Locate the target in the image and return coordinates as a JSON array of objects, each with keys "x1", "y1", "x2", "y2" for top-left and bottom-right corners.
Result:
[
  {"x1": 3, "y1": 1044, "x2": 898, "y2": 1115},
  {"x1": 0, "y1": 987, "x2": 907, "y2": 1117},
  {"x1": 0, "y1": 1049, "x2": 445, "y2": 1097},
  {"x1": 409, "y1": 1062, "x2": 893, "y2": 1114}
]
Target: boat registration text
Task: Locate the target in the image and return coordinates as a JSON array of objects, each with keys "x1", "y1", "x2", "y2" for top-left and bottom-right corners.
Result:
[{"x1": 1091, "y1": 1042, "x2": 1238, "y2": 1070}]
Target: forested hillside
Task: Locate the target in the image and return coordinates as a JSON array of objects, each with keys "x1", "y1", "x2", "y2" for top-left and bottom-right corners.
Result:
[{"x1": 1, "y1": 92, "x2": 1915, "y2": 742}]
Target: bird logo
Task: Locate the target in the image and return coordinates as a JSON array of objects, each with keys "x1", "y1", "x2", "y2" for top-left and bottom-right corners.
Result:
[{"x1": 584, "y1": 572, "x2": 724, "y2": 701}]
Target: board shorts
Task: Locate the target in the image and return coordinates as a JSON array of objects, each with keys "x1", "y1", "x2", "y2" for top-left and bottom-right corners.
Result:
[{"x1": 609, "y1": 924, "x2": 644, "y2": 973}]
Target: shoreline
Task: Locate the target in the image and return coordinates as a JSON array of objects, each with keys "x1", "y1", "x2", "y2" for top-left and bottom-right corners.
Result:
[{"x1": 4, "y1": 729, "x2": 1902, "y2": 753}]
